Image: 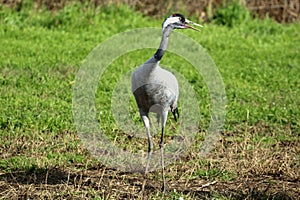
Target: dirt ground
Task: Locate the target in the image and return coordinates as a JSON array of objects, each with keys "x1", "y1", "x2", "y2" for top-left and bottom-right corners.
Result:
[
  {"x1": 1, "y1": 138, "x2": 299, "y2": 199},
  {"x1": 0, "y1": 165, "x2": 299, "y2": 199}
]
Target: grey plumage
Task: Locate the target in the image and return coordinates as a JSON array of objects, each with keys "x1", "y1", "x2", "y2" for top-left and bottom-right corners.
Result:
[{"x1": 131, "y1": 13, "x2": 203, "y2": 192}]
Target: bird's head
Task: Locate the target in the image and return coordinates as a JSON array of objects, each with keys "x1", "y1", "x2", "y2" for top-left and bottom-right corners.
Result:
[{"x1": 162, "y1": 13, "x2": 203, "y2": 32}]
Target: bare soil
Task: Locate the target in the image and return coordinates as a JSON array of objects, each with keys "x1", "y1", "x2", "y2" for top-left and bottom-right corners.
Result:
[{"x1": 1, "y1": 135, "x2": 299, "y2": 199}]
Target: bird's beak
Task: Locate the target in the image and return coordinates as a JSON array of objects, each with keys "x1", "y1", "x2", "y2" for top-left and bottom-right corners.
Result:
[{"x1": 184, "y1": 19, "x2": 203, "y2": 32}]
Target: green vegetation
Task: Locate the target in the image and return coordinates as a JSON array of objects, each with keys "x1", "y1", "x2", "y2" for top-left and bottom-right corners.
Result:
[
  {"x1": 212, "y1": 0, "x2": 252, "y2": 27},
  {"x1": 0, "y1": 2, "x2": 299, "y2": 199}
]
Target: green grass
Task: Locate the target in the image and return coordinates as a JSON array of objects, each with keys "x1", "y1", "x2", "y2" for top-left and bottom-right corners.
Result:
[{"x1": 0, "y1": 2, "x2": 299, "y2": 199}]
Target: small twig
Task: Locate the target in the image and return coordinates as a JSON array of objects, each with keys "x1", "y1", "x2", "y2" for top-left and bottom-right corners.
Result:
[{"x1": 201, "y1": 181, "x2": 217, "y2": 188}]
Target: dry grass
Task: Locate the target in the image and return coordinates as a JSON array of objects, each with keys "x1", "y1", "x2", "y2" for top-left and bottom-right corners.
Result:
[
  {"x1": 0, "y1": 123, "x2": 299, "y2": 199},
  {"x1": 0, "y1": 1, "x2": 299, "y2": 199}
]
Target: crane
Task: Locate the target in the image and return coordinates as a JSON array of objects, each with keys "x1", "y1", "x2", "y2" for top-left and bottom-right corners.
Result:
[{"x1": 131, "y1": 13, "x2": 203, "y2": 192}]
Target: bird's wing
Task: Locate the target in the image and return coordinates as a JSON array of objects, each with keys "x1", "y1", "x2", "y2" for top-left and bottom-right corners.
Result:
[
  {"x1": 150, "y1": 67, "x2": 179, "y2": 98},
  {"x1": 131, "y1": 58, "x2": 159, "y2": 93}
]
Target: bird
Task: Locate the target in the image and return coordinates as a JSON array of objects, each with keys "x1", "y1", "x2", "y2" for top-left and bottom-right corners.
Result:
[{"x1": 131, "y1": 13, "x2": 203, "y2": 192}]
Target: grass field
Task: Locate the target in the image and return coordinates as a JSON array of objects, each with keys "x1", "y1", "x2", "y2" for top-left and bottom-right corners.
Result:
[{"x1": 0, "y1": 2, "x2": 299, "y2": 199}]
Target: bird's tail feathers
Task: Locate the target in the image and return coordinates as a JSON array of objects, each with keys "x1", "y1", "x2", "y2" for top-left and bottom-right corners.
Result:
[{"x1": 172, "y1": 107, "x2": 179, "y2": 122}]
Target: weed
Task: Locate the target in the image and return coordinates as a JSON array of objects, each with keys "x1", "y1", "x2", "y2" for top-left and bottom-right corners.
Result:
[{"x1": 212, "y1": 0, "x2": 252, "y2": 27}]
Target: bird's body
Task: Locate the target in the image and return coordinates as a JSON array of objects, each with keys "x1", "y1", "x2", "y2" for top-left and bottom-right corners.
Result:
[
  {"x1": 131, "y1": 13, "x2": 202, "y2": 192},
  {"x1": 132, "y1": 58, "x2": 179, "y2": 120}
]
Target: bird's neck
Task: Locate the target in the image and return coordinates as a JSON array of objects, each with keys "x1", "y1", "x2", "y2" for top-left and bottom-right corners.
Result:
[
  {"x1": 140, "y1": 26, "x2": 172, "y2": 75},
  {"x1": 154, "y1": 26, "x2": 173, "y2": 61}
]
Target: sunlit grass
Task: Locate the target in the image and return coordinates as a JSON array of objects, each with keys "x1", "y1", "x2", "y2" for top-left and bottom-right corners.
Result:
[{"x1": 0, "y1": 3, "x2": 299, "y2": 199}]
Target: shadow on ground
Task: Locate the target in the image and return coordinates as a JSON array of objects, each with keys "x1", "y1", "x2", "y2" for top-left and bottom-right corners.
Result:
[
  {"x1": 0, "y1": 167, "x2": 298, "y2": 199},
  {"x1": 0, "y1": 167, "x2": 78, "y2": 185}
]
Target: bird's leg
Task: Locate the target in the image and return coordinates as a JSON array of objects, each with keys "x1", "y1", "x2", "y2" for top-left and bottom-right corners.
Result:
[
  {"x1": 156, "y1": 113, "x2": 160, "y2": 125},
  {"x1": 141, "y1": 114, "x2": 152, "y2": 192},
  {"x1": 141, "y1": 115, "x2": 153, "y2": 174},
  {"x1": 160, "y1": 111, "x2": 168, "y2": 192},
  {"x1": 160, "y1": 126, "x2": 166, "y2": 192}
]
